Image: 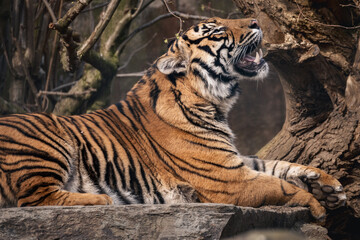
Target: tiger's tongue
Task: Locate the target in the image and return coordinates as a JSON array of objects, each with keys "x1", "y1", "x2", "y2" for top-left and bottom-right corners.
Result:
[{"x1": 244, "y1": 49, "x2": 262, "y2": 64}]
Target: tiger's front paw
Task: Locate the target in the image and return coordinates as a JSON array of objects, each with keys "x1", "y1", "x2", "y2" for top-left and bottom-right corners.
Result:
[
  {"x1": 306, "y1": 170, "x2": 346, "y2": 209},
  {"x1": 287, "y1": 167, "x2": 346, "y2": 210}
]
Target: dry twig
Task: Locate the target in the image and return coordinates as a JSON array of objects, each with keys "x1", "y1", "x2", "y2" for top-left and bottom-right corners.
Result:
[
  {"x1": 42, "y1": 0, "x2": 64, "y2": 111},
  {"x1": 115, "y1": 11, "x2": 208, "y2": 56},
  {"x1": 116, "y1": 72, "x2": 145, "y2": 77},
  {"x1": 162, "y1": 0, "x2": 183, "y2": 34},
  {"x1": 77, "y1": 0, "x2": 122, "y2": 58},
  {"x1": 42, "y1": 0, "x2": 57, "y2": 22},
  {"x1": 117, "y1": 33, "x2": 157, "y2": 71},
  {"x1": 81, "y1": 1, "x2": 110, "y2": 13},
  {"x1": 37, "y1": 88, "x2": 96, "y2": 97},
  {"x1": 51, "y1": 0, "x2": 93, "y2": 34}
]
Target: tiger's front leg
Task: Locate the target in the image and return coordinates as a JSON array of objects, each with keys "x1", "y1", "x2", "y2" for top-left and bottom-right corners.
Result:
[
  {"x1": 196, "y1": 167, "x2": 326, "y2": 221},
  {"x1": 242, "y1": 157, "x2": 347, "y2": 210}
]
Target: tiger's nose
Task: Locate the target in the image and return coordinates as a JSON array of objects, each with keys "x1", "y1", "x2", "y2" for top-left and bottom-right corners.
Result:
[{"x1": 249, "y1": 19, "x2": 259, "y2": 29}]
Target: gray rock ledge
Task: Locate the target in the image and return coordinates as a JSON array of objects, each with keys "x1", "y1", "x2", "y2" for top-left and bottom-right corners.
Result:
[{"x1": 0, "y1": 203, "x2": 327, "y2": 239}]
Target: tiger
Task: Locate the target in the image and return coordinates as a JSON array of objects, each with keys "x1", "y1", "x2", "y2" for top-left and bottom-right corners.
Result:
[{"x1": 0, "y1": 17, "x2": 346, "y2": 220}]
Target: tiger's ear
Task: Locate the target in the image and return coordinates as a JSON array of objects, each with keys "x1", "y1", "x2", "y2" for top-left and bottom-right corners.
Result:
[{"x1": 156, "y1": 54, "x2": 187, "y2": 75}]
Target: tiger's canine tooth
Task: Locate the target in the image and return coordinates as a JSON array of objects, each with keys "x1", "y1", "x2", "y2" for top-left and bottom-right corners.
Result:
[
  {"x1": 259, "y1": 49, "x2": 263, "y2": 58},
  {"x1": 254, "y1": 52, "x2": 260, "y2": 64}
]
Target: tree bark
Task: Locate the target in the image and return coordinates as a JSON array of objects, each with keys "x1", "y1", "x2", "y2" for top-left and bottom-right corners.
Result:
[{"x1": 232, "y1": 0, "x2": 360, "y2": 238}]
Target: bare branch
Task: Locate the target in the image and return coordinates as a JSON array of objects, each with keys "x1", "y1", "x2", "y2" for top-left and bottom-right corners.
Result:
[
  {"x1": 58, "y1": 28, "x2": 80, "y2": 72},
  {"x1": 162, "y1": 0, "x2": 183, "y2": 34},
  {"x1": 0, "y1": 34, "x2": 16, "y2": 77},
  {"x1": 38, "y1": 88, "x2": 96, "y2": 97},
  {"x1": 52, "y1": 81, "x2": 77, "y2": 92},
  {"x1": 43, "y1": 0, "x2": 63, "y2": 110},
  {"x1": 77, "y1": 0, "x2": 122, "y2": 59},
  {"x1": 103, "y1": 0, "x2": 147, "y2": 58},
  {"x1": 340, "y1": 4, "x2": 360, "y2": 9},
  {"x1": 80, "y1": 1, "x2": 110, "y2": 14},
  {"x1": 49, "y1": 0, "x2": 93, "y2": 71},
  {"x1": 41, "y1": 0, "x2": 57, "y2": 22},
  {"x1": 115, "y1": 11, "x2": 208, "y2": 56},
  {"x1": 137, "y1": 0, "x2": 156, "y2": 15},
  {"x1": 116, "y1": 72, "x2": 145, "y2": 77},
  {"x1": 51, "y1": 0, "x2": 93, "y2": 34},
  {"x1": 131, "y1": 0, "x2": 144, "y2": 18},
  {"x1": 118, "y1": 33, "x2": 157, "y2": 71}
]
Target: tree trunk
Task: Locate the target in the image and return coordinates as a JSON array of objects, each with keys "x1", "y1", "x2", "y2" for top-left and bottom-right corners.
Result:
[
  {"x1": 232, "y1": 0, "x2": 360, "y2": 238},
  {"x1": 53, "y1": 0, "x2": 140, "y2": 115}
]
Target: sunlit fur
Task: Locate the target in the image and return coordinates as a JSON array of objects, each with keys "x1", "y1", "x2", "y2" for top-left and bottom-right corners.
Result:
[{"x1": 0, "y1": 18, "x2": 345, "y2": 219}]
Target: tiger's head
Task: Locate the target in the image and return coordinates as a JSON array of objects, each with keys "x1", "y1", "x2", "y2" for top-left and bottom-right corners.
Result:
[{"x1": 156, "y1": 17, "x2": 269, "y2": 102}]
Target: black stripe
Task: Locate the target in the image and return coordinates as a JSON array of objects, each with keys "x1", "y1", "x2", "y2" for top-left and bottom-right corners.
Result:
[
  {"x1": 280, "y1": 181, "x2": 298, "y2": 197},
  {"x1": 16, "y1": 115, "x2": 72, "y2": 158},
  {"x1": 283, "y1": 166, "x2": 291, "y2": 180},
  {"x1": 260, "y1": 160, "x2": 265, "y2": 172},
  {"x1": 139, "y1": 162, "x2": 150, "y2": 193},
  {"x1": 167, "y1": 72, "x2": 185, "y2": 86},
  {"x1": 271, "y1": 161, "x2": 279, "y2": 176},
  {"x1": 115, "y1": 102, "x2": 139, "y2": 132},
  {"x1": 4, "y1": 165, "x2": 62, "y2": 174},
  {"x1": 227, "y1": 83, "x2": 240, "y2": 99},
  {"x1": 80, "y1": 115, "x2": 109, "y2": 162},
  {"x1": 69, "y1": 118, "x2": 102, "y2": 179},
  {"x1": 192, "y1": 68, "x2": 208, "y2": 87},
  {"x1": 150, "y1": 80, "x2": 160, "y2": 110},
  {"x1": 172, "y1": 89, "x2": 231, "y2": 137},
  {"x1": 253, "y1": 159, "x2": 259, "y2": 171},
  {"x1": 18, "y1": 182, "x2": 58, "y2": 200},
  {"x1": 105, "y1": 161, "x2": 132, "y2": 204},
  {"x1": 0, "y1": 122, "x2": 70, "y2": 169},
  {"x1": 151, "y1": 178, "x2": 165, "y2": 204},
  {"x1": 81, "y1": 144, "x2": 102, "y2": 193},
  {"x1": 0, "y1": 146, "x2": 68, "y2": 171},
  {"x1": 198, "y1": 45, "x2": 216, "y2": 56},
  {"x1": 16, "y1": 171, "x2": 63, "y2": 189},
  {"x1": 192, "y1": 58, "x2": 235, "y2": 83},
  {"x1": 239, "y1": 32, "x2": 252, "y2": 44},
  {"x1": 140, "y1": 130, "x2": 232, "y2": 183},
  {"x1": 124, "y1": 148, "x2": 144, "y2": 203},
  {"x1": 185, "y1": 140, "x2": 237, "y2": 155},
  {"x1": 20, "y1": 189, "x2": 58, "y2": 207},
  {"x1": 0, "y1": 183, "x2": 11, "y2": 203},
  {"x1": 192, "y1": 157, "x2": 244, "y2": 170}
]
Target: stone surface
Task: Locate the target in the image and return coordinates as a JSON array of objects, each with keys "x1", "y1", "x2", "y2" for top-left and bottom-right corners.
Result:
[{"x1": 0, "y1": 204, "x2": 326, "y2": 240}]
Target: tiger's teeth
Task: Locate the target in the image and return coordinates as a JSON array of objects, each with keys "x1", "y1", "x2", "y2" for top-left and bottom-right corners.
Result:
[
  {"x1": 254, "y1": 52, "x2": 260, "y2": 64},
  {"x1": 259, "y1": 49, "x2": 263, "y2": 58}
]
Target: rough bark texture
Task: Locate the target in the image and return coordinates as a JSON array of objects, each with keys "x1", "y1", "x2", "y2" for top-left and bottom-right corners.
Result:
[
  {"x1": 0, "y1": 204, "x2": 327, "y2": 240},
  {"x1": 232, "y1": 0, "x2": 360, "y2": 239}
]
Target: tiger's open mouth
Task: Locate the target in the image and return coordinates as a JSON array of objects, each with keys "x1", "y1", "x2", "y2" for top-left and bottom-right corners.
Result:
[{"x1": 233, "y1": 44, "x2": 266, "y2": 76}]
